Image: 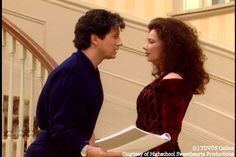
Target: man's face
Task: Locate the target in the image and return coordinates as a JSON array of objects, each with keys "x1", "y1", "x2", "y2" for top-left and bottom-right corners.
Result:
[{"x1": 98, "y1": 27, "x2": 123, "y2": 59}]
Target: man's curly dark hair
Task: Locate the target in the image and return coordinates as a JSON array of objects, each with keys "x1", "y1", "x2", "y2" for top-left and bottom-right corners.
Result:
[{"x1": 73, "y1": 9, "x2": 125, "y2": 50}]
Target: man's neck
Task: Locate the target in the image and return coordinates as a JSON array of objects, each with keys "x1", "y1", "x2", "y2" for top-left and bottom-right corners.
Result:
[{"x1": 81, "y1": 48, "x2": 103, "y2": 69}]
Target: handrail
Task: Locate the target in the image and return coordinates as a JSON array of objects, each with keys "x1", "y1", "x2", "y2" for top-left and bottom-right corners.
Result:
[{"x1": 2, "y1": 16, "x2": 58, "y2": 72}]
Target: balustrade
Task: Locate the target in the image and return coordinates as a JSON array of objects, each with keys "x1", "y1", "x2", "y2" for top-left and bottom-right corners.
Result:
[{"x1": 2, "y1": 17, "x2": 57, "y2": 157}]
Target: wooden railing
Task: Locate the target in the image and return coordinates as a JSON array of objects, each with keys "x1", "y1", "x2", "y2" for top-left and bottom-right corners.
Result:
[{"x1": 2, "y1": 16, "x2": 58, "y2": 157}]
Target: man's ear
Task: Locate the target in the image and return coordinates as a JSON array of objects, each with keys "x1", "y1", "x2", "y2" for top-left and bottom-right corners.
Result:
[{"x1": 91, "y1": 34, "x2": 99, "y2": 45}]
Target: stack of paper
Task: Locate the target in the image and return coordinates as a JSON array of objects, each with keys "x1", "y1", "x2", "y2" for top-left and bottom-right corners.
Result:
[{"x1": 95, "y1": 125, "x2": 171, "y2": 153}]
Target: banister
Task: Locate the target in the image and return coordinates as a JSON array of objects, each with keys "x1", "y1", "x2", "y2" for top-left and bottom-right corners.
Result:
[{"x1": 2, "y1": 16, "x2": 58, "y2": 72}]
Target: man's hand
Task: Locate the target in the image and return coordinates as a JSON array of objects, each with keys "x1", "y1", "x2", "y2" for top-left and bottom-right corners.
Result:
[
  {"x1": 89, "y1": 133, "x2": 97, "y2": 146},
  {"x1": 87, "y1": 145, "x2": 123, "y2": 157}
]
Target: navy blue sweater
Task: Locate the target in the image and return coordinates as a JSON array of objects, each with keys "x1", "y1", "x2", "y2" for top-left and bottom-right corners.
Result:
[{"x1": 35, "y1": 51, "x2": 103, "y2": 157}]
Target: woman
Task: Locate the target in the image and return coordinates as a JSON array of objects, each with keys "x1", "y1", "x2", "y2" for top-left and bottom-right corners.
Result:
[{"x1": 136, "y1": 17, "x2": 209, "y2": 156}]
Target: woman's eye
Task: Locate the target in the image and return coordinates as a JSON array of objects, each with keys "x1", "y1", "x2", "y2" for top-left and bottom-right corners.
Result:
[{"x1": 148, "y1": 39, "x2": 155, "y2": 44}]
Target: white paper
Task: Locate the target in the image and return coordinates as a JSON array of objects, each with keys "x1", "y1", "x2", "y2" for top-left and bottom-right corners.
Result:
[{"x1": 95, "y1": 125, "x2": 171, "y2": 154}]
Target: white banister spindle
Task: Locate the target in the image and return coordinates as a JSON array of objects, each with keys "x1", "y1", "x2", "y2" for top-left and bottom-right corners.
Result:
[
  {"x1": 6, "y1": 33, "x2": 16, "y2": 157},
  {"x1": 2, "y1": 29, "x2": 6, "y2": 139},
  {"x1": 44, "y1": 70, "x2": 49, "y2": 84},
  {"x1": 27, "y1": 53, "x2": 36, "y2": 148},
  {"x1": 16, "y1": 42, "x2": 26, "y2": 157},
  {"x1": 34, "y1": 61, "x2": 45, "y2": 133},
  {"x1": 36, "y1": 60, "x2": 45, "y2": 90}
]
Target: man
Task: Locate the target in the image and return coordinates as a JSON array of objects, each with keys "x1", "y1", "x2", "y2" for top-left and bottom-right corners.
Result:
[{"x1": 25, "y1": 9, "x2": 125, "y2": 157}]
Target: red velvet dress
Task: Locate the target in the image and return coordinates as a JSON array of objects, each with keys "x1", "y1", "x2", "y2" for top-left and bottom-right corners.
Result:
[{"x1": 136, "y1": 74, "x2": 193, "y2": 156}]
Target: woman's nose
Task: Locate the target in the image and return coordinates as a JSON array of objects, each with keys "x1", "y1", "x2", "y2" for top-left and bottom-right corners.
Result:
[{"x1": 143, "y1": 43, "x2": 147, "y2": 50}]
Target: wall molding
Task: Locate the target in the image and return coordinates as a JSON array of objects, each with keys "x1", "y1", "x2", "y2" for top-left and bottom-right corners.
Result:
[
  {"x1": 2, "y1": 8, "x2": 47, "y2": 49},
  {"x1": 209, "y1": 73, "x2": 234, "y2": 87},
  {"x1": 193, "y1": 100, "x2": 234, "y2": 121},
  {"x1": 43, "y1": 0, "x2": 148, "y2": 31},
  {"x1": 42, "y1": 0, "x2": 91, "y2": 14},
  {"x1": 182, "y1": 121, "x2": 234, "y2": 146},
  {"x1": 199, "y1": 37, "x2": 235, "y2": 59},
  {"x1": 104, "y1": 93, "x2": 135, "y2": 110},
  {"x1": 2, "y1": 8, "x2": 46, "y2": 25},
  {"x1": 100, "y1": 69, "x2": 146, "y2": 87},
  {"x1": 199, "y1": 36, "x2": 234, "y2": 86},
  {"x1": 120, "y1": 46, "x2": 144, "y2": 56}
]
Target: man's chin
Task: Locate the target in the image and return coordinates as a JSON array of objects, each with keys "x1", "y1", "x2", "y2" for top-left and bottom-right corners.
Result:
[
  {"x1": 107, "y1": 55, "x2": 116, "y2": 59},
  {"x1": 109, "y1": 57, "x2": 116, "y2": 60}
]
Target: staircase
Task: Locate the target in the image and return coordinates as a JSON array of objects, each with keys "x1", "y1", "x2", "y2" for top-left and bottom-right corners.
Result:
[{"x1": 2, "y1": 16, "x2": 58, "y2": 157}]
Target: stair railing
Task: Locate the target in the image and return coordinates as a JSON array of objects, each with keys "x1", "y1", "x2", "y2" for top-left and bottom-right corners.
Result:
[{"x1": 2, "y1": 16, "x2": 58, "y2": 157}]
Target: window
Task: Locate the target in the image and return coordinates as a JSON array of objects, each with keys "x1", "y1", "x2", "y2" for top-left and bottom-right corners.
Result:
[
  {"x1": 212, "y1": 0, "x2": 226, "y2": 5},
  {"x1": 179, "y1": 0, "x2": 234, "y2": 12}
]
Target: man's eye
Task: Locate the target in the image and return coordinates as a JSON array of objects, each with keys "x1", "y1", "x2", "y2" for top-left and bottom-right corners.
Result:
[{"x1": 113, "y1": 35, "x2": 119, "y2": 39}]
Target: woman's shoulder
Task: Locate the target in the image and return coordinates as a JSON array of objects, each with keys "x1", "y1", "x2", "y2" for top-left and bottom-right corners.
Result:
[
  {"x1": 162, "y1": 72, "x2": 183, "y2": 80},
  {"x1": 158, "y1": 72, "x2": 192, "y2": 95}
]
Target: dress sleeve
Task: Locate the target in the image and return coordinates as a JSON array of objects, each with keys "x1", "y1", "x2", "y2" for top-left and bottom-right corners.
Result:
[
  {"x1": 47, "y1": 70, "x2": 88, "y2": 156},
  {"x1": 154, "y1": 79, "x2": 191, "y2": 153}
]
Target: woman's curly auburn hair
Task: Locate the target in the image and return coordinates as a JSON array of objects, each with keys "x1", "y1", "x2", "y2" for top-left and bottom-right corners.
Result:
[{"x1": 148, "y1": 17, "x2": 209, "y2": 94}]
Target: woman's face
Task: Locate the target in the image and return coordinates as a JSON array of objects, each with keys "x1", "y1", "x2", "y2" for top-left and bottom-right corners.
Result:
[{"x1": 143, "y1": 29, "x2": 163, "y2": 65}]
